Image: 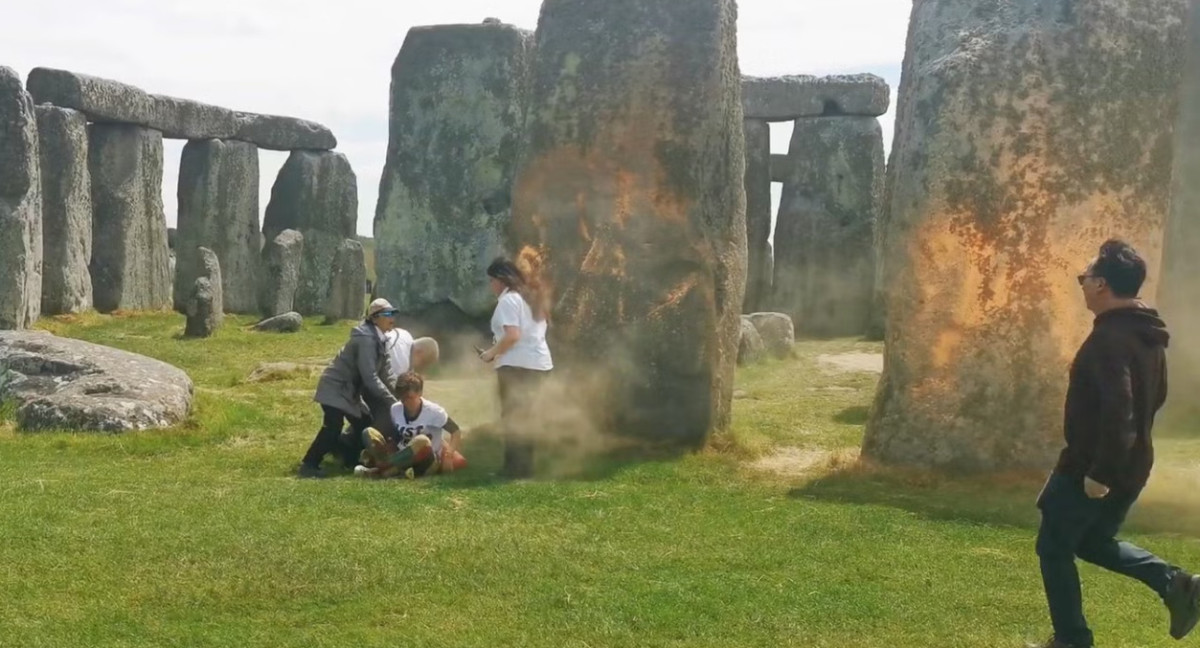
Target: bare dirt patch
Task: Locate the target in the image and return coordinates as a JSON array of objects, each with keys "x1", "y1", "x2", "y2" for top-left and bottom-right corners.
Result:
[{"x1": 816, "y1": 353, "x2": 883, "y2": 375}]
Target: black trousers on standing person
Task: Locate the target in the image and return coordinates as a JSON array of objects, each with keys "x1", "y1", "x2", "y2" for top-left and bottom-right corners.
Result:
[
  {"x1": 496, "y1": 366, "x2": 549, "y2": 478},
  {"x1": 1036, "y1": 472, "x2": 1178, "y2": 647},
  {"x1": 301, "y1": 405, "x2": 373, "y2": 470}
]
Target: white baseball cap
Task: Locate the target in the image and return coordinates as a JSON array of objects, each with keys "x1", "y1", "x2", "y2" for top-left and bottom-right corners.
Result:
[{"x1": 366, "y1": 298, "x2": 397, "y2": 318}]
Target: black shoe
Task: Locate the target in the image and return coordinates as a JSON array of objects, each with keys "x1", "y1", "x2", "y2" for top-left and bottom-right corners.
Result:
[
  {"x1": 1165, "y1": 571, "x2": 1200, "y2": 639},
  {"x1": 297, "y1": 463, "x2": 326, "y2": 479},
  {"x1": 1026, "y1": 636, "x2": 1085, "y2": 648}
]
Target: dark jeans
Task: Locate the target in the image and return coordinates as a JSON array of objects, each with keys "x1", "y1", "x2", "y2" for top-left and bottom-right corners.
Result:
[
  {"x1": 301, "y1": 405, "x2": 373, "y2": 469},
  {"x1": 1036, "y1": 472, "x2": 1177, "y2": 647},
  {"x1": 497, "y1": 366, "x2": 549, "y2": 478}
]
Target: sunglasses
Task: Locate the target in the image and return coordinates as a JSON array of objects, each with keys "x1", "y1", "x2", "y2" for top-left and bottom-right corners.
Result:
[{"x1": 376, "y1": 309, "x2": 399, "y2": 317}]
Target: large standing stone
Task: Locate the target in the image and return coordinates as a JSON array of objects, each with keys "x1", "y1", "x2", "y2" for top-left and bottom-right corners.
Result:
[
  {"x1": 743, "y1": 119, "x2": 773, "y2": 314},
  {"x1": 324, "y1": 239, "x2": 366, "y2": 323},
  {"x1": 258, "y1": 229, "x2": 305, "y2": 319},
  {"x1": 1161, "y1": 0, "x2": 1200, "y2": 423},
  {"x1": 184, "y1": 247, "x2": 222, "y2": 338},
  {"x1": 773, "y1": 116, "x2": 884, "y2": 337},
  {"x1": 263, "y1": 151, "x2": 357, "y2": 317},
  {"x1": 374, "y1": 22, "x2": 531, "y2": 323},
  {"x1": 509, "y1": 0, "x2": 746, "y2": 446},
  {"x1": 0, "y1": 330, "x2": 193, "y2": 431},
  {"x1": 26, "y1": 67, "x2": 337, "y2": 151},
  {"x1": 88, "y1": 124, "x2": 171, "y2": 312},
  {"x1": 0, "y1": 67, "x2": 43, "y2": 330},
  {"x1": 175, "y1": 139, "x2": 260, "y2": 313},
  {"x1": 36, "y1": 106, "x2": 93, "y2": 316},
  {"x1": 864, "y1": 0, "x2": 1188, "y2": 472}
]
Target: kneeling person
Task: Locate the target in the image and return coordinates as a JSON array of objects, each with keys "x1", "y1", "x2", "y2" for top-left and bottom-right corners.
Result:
[{"x1": 356, "y1": 371, "x2": 467, "y2": 478}]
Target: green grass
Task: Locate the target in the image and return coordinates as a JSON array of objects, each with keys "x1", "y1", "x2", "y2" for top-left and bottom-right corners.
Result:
[{"x1": 3, "y1": 312, "x2": 1200, "y2": 647}]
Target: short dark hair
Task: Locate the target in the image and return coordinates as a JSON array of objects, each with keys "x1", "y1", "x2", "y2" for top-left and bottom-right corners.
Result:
[
  {"x1": 394, "y1": 371, "x2": 424, "y2": 398},
  {"x1": 1092, "y1": 239, "x2": 1146, "y2": 298}
]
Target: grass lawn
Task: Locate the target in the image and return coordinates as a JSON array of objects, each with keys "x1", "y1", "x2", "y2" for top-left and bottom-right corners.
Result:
[{"x1": 3, "y1": 312, "x2": 1200, "y2": 647}]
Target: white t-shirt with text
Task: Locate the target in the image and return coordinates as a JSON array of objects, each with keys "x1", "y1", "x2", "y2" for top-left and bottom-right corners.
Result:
[{"x1": 390, "y1": 398, "x2": 450, "y2": 454}]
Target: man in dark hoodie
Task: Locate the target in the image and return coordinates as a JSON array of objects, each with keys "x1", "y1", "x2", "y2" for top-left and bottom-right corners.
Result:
[{"x1": 1031, "y1": 240, "x2": 1200, "y2": 648}]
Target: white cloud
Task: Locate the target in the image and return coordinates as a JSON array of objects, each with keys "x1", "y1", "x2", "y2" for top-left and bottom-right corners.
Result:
[{"x1": 1, "y1": 0, "x2": 909, "y2": 235}]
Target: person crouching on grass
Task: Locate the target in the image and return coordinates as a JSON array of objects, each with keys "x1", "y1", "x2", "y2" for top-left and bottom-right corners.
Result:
[{"x1": 354, "y1": 371, "x2": 467, "y2": 479}]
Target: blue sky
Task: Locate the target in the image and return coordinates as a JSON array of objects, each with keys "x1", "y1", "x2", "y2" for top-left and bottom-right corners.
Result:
[{"x1": 2, "y1": 0, "x2": 910, "y2": 236}]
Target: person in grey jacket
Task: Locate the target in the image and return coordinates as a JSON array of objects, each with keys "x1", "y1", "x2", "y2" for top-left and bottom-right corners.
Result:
[{"x1": 297, "y1": 298, "x2": 401, "y2": 478}]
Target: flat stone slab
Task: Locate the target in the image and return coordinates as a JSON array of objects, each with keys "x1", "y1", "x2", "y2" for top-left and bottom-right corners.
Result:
[
  {"x1": 26, "y1": 67, "x2": 336, "y2": 151},
  {"x1": 0, "y1": 330, "x2": 193, "y2": 431},
  {"x1": 742, "y1": 74, "x2": 890, "y2": 120}
]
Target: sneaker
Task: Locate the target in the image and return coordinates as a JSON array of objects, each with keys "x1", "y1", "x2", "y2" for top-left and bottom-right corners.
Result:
[
  {"x1": 1026, "y1": 636, "x2": 1085, "y2": 648},
  {"x1": 404, "y1": 467, "x2": 415, "y2": 480},
  {"x1": 297, "y1": 463, "x2": 326, "y2": 479},
  {"x1": 353, "y1": 465, "x2": 377, "y2": 478},
  {"x1": 1165, "y1": 571, "x2": 1200, "y2": 639}
]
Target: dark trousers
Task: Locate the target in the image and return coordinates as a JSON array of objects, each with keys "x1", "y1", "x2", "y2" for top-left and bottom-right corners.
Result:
[
  {"x1": 1036, "y1": 472, "x2": 1177, "y2": 647},
  {"x1": 301, "y1": 405, "x2": 372, "y2": 469},
  {"x1": 497, "y1": 366, "x2": 549, "y2": 478}
]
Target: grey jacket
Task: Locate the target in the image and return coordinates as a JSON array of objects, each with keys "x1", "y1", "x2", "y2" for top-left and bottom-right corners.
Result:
[{"x1": 313, "y1": 321, "x2": 397, "y2": 418}]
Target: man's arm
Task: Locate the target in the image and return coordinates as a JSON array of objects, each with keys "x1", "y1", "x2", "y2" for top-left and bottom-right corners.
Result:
[
  {"x1": 356, "y1": 336, "x2": 398, "y2": 408},
  {"x1": 1086, "y1": 339, "x2": 1135, "y2": 490},
  {"x1": 444, "y1": 417, "x2": 462, "y2": 453}
]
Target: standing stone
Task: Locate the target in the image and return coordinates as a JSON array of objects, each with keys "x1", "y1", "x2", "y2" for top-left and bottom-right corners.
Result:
[
  {"x1": 864, "y1": 0, "x2": 1188, "y2": 472},
  {"x1": 747, "y1": 312, "x2": 795, "y2": 360},
  {"x1": 263, "y1": 151, "x2": 357, "y2": 316},
  {"x1": 737, "y1": 316, "x2": 766, "y2": 366},
  {"x1": 0, "y1": 67, "x2": 42, "y2": 330},
  {"x1": 324, "y1": 239, "x2": 366, "y2": 323},
  {"x1": 1161, "y1": 0, "x2": 1200, "y2": 424},
  {"x1": 374, "y1": 21, "x2": 531, "y2": 323},
  {"x1": 774, "y1": 116, "x2": 884, "y2": 337},
  {"x1": 509, "y1": 0, "x2": 746, "y2": 446},
  {"x1": 88, "y1": 124, "x2": 171, "y2": 313},
  {"x1": 258, "y1": 229, "x2": 305, "y2": 319},
  {"x1": 175, "y1": 139, "x2": 260, "y2": 314},
  {"x1": 184, "y1": 247, "x2": 222, "y2": 338},
  {"x1": 36, "y1": 106, "x2": 92, "y2": 316},
  {"x1": 743, "y1": 120, "x2": 773, "y2": 314}
]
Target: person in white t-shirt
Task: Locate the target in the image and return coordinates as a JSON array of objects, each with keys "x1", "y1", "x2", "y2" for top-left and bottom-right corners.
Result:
[
  {"x1": 355, "y1": 371, "x2": 467, "y2": 478},
  {"x1": 477, "y1": 256, "x2": 553, "y2": 478},
  {"x1": 369, "y1": 327, "x2": 439, "y2": 432}
]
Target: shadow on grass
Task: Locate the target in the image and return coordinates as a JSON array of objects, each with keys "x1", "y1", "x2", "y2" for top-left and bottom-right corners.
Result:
[
  {"x1": 295, "y1": 425, "x2": 695, "y2": 489},
  {"x1": 832, "y1": 406, "x2": 870, "y2": 425},
  {"x1": 789, "y1": 460, "x2": 1200, "y2": 539}
]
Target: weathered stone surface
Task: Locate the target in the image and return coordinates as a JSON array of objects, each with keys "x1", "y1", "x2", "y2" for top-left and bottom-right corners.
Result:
[
  {"x1": 324, "y1": 239, "x2": 366, "y2": 323},
  {"x1": 184, "y1": 247, "x2": 222, "y2": 338},
  {"x1": 737, "y1": 316, "x2": 765, "y2": 366},
  {"x1": 36, "y1": 106, "x2": 93, "y2": 316},
  {"x1": 742, "y1": 74, "x2": 889, "y2": 121},
  {"x1": 747, "y1": 312, "x2": 794, "y2": 359},
  {"x1": 1161, "y1": 0, "x2": 1200, "y2": 423},
  {"x1": 88, "y1": 124, "x2": 172, "y2": 312},
  {"x1": 175, "y1": 139, "x2": 260, "y2": 313},
  {"x1": 510, "y1": 0, "x2": 746, "y2": 446},
  {"x1": 0, "y1": 330, "x2": 193, "y2": 431},
  {"x1": 26, "y1": 67, "x2": 336, "y2": 150},
  {"x1": 184, "y1": 278, "x2": 219, "y2": 338},
  {"x1": 0, "y1": 67, "x2": 43, "y2": 330},
  {"x1": 232, "y1": 113, "x2": 336, "y2": 152},
  {"x1": 253, "y1": 311, "x2": 302, "y2": 333},
  {"x1": 263, "y1": 151, "x2": 357, "y2": 316},
  {"x1": 864, "y1": 0, "x2": 1188, "y2": 472},
  {"x1": 375, "y1": 22, "x2": 531, "y2": 320},
  {"x1": 774, "y1": 117, "x2": 884, "y2": 337},
  {"x1": 743, "y1": 120, "x2": 773, "y2": 314},
  {"x1": 258, "y1": 229, "x2": 305, "y2": 319},
  {"x1": 770, "y1": 153, "x2": 790, "y2": 183}
]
